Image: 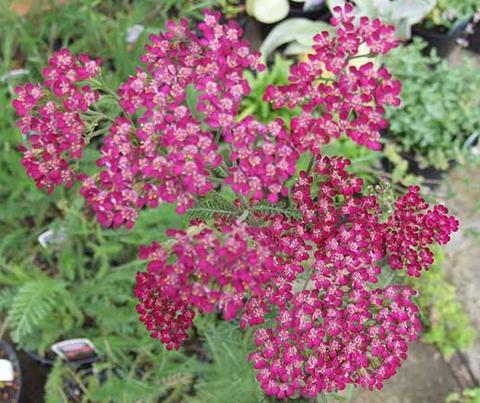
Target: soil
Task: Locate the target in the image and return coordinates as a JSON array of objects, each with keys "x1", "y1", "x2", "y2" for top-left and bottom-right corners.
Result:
[
  {"x1": 439, "y1": 165, "x2": 480, "y2": 381},
  {"x1": 352, "y1": 343, "x2": 460, "y2": 403}
]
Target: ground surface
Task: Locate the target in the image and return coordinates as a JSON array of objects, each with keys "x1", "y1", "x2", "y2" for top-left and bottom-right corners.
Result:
[{"x1": 352, "y1": 343, "x2": 459, "y2": 403}]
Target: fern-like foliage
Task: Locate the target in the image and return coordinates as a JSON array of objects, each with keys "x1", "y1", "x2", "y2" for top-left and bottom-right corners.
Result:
[
  {"x1": 89, "y1": 377, "x2": 162, "y2": 403},
  {"x1": 44, "y1": 360, "x2": 69, "y2": 403},
  {"x1": 187, "y1": 192, "x2": 239, "y2": 220},
  {"x1": 0, "y1": 287, "x2": 17, "y2": 310},
  {"x1": 191, "y1": 316, "x2": 264, "y2": 403},
  {"x1": 251, "y1": 202, "x2": 302, "y2": 220},
  {"x1": 7, "y1": 278, "x2": 68, "y2": 344}
]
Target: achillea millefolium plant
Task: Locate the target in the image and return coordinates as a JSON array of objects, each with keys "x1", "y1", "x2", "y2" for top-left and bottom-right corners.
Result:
[{"x1": 13, "y1": 5, "x2": 458, "y2": 400}]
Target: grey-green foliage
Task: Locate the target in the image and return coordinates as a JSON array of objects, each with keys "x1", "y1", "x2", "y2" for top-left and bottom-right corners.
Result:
[
  {"x1": 259, "y1": 18, "x2": 333, "y2": 57},
  {"x1": 7, "y1": 279, "x2": 77, "y2": 348},
  {"x1": 384, "y1": 39, "x2": 480, "y2": 170},
  {"x1": 327, "y1": 0, "x2": 436, "y2": 39},
  {"x1": 191, "y1": 316, "x2": 265, "y2": 403}
]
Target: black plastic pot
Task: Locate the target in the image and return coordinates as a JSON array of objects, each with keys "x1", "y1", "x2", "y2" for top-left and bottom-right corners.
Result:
[
  {"x1": 412, "y1": 19, "x2": 470, "y2": 58},
  {"x1": 380, "y1": 153, "x2": 453, "y2": 189},
  {"x1": 288, "y1": 1, "x2": 331, "y2": 21},
  {"x1": 467, "y1": 21, "x2": 480, "y2": 53},
  {"x1": 25, "y1": 347, "x2": 101, "y2": 368},
  {"x1": 0, "y1": 341, "x2": 22, "y2": 403}
]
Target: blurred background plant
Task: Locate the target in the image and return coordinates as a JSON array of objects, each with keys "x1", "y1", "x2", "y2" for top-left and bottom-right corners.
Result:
[
  {"x1": 447, "y1": 387, "x2": 480, "y2": 403},
  {"x1": 327, "y1": 0, "x2": 436, "y2": 39},
  {"x1": 423, "y1": 0, "x2": 479, "y2": 32},
  {"x1": 384, "y1": 38, "x2": 480, "y2": 171},
  {"x1": 408, "y1": 248, "x2": 476, "y2": 359}
]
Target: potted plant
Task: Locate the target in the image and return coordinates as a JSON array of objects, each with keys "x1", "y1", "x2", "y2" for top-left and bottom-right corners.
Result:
[
  {"x1": 412, "y1": 0, "x2": 479, "y2": 57},
  {"x1": 383, "y1": 39, "x2": 480, "y2": 179}
]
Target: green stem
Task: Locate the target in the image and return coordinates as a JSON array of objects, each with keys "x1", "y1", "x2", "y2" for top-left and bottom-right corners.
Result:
[
  {"x1": 306, "y1": 155, "x2": 317, "y2": 175},
  {"x1": 348, "y1": 52, "x2": 374, "y2": 60},
  {"x1": 302, "y1": 270, "x2": 314, "y2": 291},
  {"x1": 89, "y1": 77, "x2": 119, "y2": 100}
]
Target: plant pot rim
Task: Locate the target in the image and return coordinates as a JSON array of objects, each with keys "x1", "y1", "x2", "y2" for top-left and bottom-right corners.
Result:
[
  {"x1": 413, "y1": 18, "x2": 470, "y2": 39},
  {"x1": 25, "y1": 348, "x2": 101, "y2": 367},
  {"x1": 0, "y1": 341, "x2": 22, "y2": 403}
]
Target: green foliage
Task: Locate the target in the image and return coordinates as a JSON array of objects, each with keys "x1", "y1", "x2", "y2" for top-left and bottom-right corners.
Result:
[
  {"x1": 192, "y1": 316, "x2": 265, "y2": 403},
  {"x1": 0, "y1": 0, "x2": 222, "y2": 85},
  {"x1": 447, "y1": 387, "x2": 480, "y2": 403},
  {"x1": 187, "y1": 191, "x2": 240, "y2": 220},
  {"x1": 410, "y1": 248, "x2": 476, "y2": 358},
  {"x1": 44, "y1": 360, "x2": 70, "y2": 403},
  {"x1": 217, "y1": 0, "x2": 244, "y2": 19},
  {"x1": 384, "y1": 39, "x2": 480, "y2": 170},
  {"x1": 240, "y1": 53, "x2": 301, "y2": 124},
  {"x1": 7, "y1": 278, "x2": 84, "y2": 352}
]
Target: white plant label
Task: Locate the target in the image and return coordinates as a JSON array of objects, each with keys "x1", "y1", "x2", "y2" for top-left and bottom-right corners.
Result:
[
  {"x1": 0, "y1": 359, "x2": 14, "y2": 382},
  {"x1": 51, "y1": 338, "x2": 99, "y2": 362}
]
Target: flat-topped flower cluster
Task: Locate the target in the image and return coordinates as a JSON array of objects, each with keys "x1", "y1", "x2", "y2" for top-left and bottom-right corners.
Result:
[{"x1": 14, "y1": 4, "x2": 458, "y2": 400}]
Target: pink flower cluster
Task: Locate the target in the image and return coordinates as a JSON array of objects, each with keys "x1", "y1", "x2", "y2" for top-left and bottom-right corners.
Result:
[
  {"x1": 134, "y1": 223, "x2": 284, "y2": 347},
  {"x1": 265, "y1": 4, "x2": 400, "y2": 153},
  {"x1": 13, "y1": 49, "x2": 100, "y2": 192},
  {"x1": 13, "y1": 6, "x2": 404, "y2": 229},
  {"x1": 250, "y1": 286, "x2": 419, "y2": 398},
  {"x1": 224, "y1": 118, "x2": 298, "y2": 202},
  {"x1": 80, "y1": 118, "x2": 140, "y2": 228},
  {"x1": 81, "y1": 11, "x2": 274, "y2": 226},
  {"x1": 386, "y1": 186, "x2": 459, "y2": 277},
  {"x1": 136, "y1": 157, "x2": 458, "y2": 399}
]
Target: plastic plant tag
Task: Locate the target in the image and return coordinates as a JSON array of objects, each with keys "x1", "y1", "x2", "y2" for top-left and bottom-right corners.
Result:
[
  {"x1": 38, "y1": 227, "x2": 66, "y2": 248},
  {"x1": 0, "y1": 69, "x2": 29, "y2": 82},
  {"x1": 51, "y1": 339, "x2": 99, "y2": 363},
  {"x1": 0, "y1": 360, "x2": 14, "y2": 382},
  {"x1": 126, "y1": 24, "x2": 145, "y2": 44}
]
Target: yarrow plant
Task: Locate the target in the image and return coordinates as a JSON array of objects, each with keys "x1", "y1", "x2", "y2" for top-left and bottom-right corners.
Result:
[{"x1": 14, "y1": 4, "x2": 459, "y2": 400}]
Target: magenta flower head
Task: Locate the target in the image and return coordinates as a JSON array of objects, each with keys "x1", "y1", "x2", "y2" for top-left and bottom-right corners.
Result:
[
  {"x1": 13, "y1": 5, "x2": 458, "y2": 400},
  {"x1": 13, "y1": 49, "x2": 101, "y2": 192}
]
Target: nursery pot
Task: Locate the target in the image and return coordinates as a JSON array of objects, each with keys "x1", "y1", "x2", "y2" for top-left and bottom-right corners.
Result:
[
  {"x1": 467, "y1": 21, "x2": 480, "y2": 54},
  {"x1": 287, "y1": 1, "x2": 330, "y2": 21},
  {"x1": 412, "y1": 19, "x2": 470, "y2": 58},
  {"x1": 25, "y1": 339, "x2": 101, "y2": 367},
  {"x1": 381, "y1": 153, "x2": 453, "y2": 189},
  {"x1": 0, "y1": 341, "x2": 22, "y2": 403}
]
